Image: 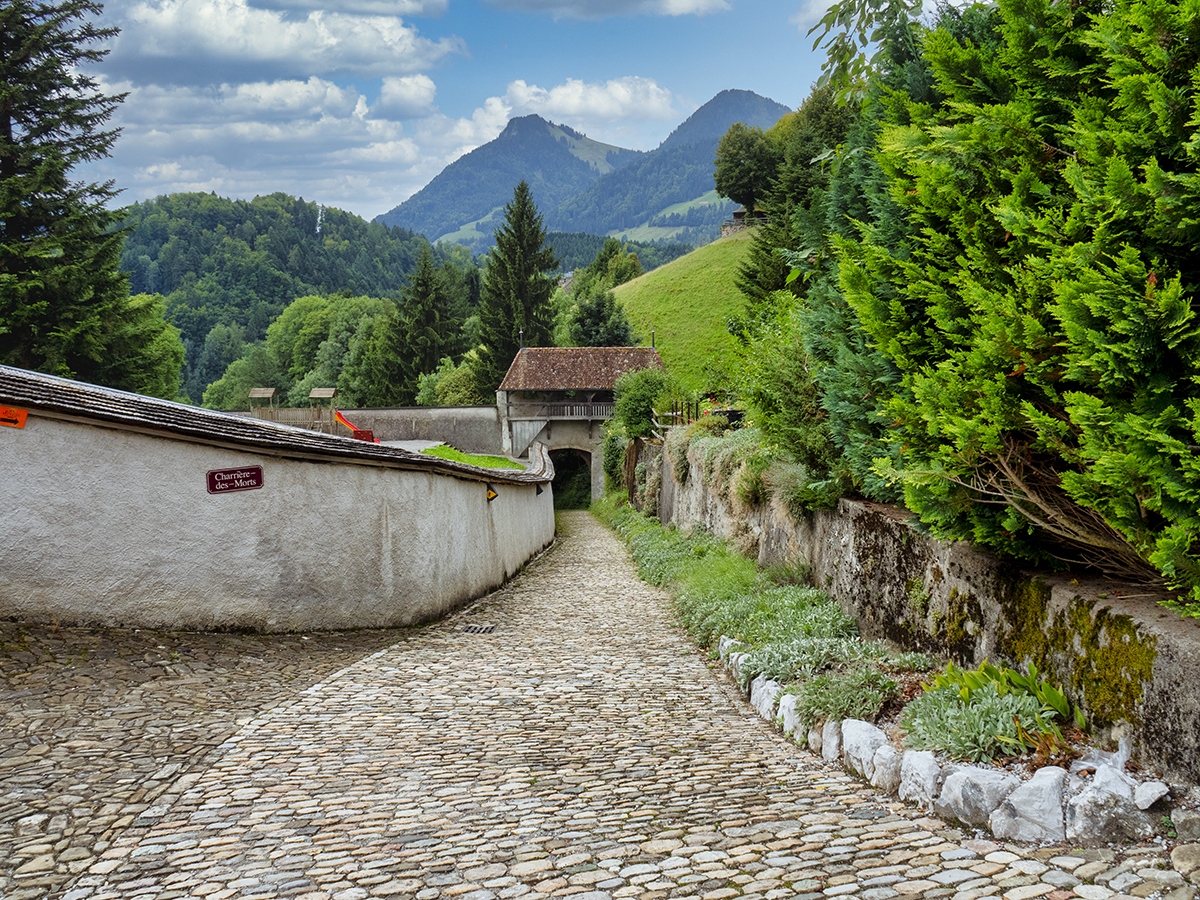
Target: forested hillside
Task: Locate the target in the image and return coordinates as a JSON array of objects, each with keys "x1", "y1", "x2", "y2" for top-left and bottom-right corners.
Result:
[
  {"x1": 119, "y1": 192, "x2": 441, "y2": 402},
  {"x1": 546, "y1": 232, "x2": 693, "y2": 273}
]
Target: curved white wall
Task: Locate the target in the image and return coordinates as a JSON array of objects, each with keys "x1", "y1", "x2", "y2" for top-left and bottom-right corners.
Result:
[{"x1": 0, "y1": 411, "x2": 555, "y2": 632}]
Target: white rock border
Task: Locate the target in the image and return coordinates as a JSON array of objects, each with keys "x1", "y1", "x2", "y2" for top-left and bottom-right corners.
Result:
[{"x1": 717, "y1": 635, "x2": 1180, "y2": 849}]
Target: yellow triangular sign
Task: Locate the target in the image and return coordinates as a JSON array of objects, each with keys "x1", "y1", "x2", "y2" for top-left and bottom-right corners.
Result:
[{"x1": 486, "y1": 485, "x2": 498, "y2": 502}]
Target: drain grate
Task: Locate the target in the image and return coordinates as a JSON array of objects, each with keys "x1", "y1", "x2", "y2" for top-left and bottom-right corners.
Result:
[{"x1": 462, "y1": 623, "x2": 497, "y2": 634}]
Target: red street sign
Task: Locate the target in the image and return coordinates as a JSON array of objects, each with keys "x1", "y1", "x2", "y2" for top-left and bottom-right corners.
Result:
[
  {"x1": 0, "y1": 406, "x2": 28, "y2": 428},
  {"x1": 206, "y1": 466, "x2": 264, "y2": 495}
]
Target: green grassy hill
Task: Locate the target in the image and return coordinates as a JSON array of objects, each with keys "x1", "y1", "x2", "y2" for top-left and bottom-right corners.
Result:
[{"x1": 614, "y1": 229, "x2": 753, "y2": 393}]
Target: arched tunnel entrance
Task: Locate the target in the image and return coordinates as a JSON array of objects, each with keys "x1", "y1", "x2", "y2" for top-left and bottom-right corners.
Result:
[{"x1": 550, "y1": 449, "x2": 592, "y2": 510}]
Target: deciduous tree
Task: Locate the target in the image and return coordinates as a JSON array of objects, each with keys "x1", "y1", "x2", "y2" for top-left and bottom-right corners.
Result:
[{"x1": 714, "y1": 123, "x2": 780, "y2": 213}]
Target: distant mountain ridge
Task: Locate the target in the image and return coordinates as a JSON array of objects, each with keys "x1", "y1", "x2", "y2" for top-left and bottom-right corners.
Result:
[
  {"x1": 375, "y1": 89, "x2": 792, "y2": 250},
  {"x1": 375, "y1": 115, "x2": 641, "y2": 244}
]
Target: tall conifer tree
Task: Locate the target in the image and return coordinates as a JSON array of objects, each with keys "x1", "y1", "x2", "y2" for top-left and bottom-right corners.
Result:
[
  {"x1": 473, "y1": 181, "x2": 559, "y2": 395},
  {"x1": 402, "y1": 244, "x2": 455, "y2": 386},
  {"x1": 0, "y1": 0, "x2": 183, "y2": 396}
]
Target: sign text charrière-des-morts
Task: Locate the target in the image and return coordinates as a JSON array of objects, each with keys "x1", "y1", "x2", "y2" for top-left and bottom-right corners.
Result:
[{"x1": 206, "y1": 466, "x2": 265, "y2": 495}]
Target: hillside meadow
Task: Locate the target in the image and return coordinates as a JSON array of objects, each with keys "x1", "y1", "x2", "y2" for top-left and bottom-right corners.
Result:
[{"x1": 614, "y1": 229, "x2": 752, "y2": 393}]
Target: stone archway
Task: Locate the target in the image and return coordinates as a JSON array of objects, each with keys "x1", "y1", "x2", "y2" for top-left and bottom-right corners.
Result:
[{"x1": 549, "y1": 448, "x2": 592, "y2": 509}]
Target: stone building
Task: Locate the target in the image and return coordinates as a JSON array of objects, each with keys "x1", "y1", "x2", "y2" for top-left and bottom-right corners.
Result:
[{"x1": 496, "y1": 346, "x2": 665, "y2": 499}]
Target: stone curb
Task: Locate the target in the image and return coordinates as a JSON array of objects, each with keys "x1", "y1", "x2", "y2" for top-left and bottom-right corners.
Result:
[{"x1": 719, "y1": 636, "x2": 1200, "y2": 895}]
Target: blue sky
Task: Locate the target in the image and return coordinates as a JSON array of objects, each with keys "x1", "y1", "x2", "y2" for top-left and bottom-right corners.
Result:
[{"x1": 82, "y1": 0, "x2": 831, "y2": 220}]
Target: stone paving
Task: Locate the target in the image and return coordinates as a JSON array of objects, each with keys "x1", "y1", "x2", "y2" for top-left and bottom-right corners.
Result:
[{"x1": 0, "y1": 511, "x2": 1189, "y2": 900}]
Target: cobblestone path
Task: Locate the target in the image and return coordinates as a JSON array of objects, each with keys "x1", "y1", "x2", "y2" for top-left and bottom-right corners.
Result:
[{"x1": 1, "y1": 512, "x2": 1180, "y2": 900}]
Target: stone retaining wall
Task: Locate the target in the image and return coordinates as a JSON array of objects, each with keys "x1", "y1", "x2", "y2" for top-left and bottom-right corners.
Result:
[{"x1": 656, "y1": 442, "x2": 1200, "y2": 785}]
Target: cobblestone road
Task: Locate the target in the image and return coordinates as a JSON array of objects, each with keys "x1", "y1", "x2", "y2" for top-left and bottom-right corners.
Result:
[{"x1": 1, "y1": 512, "x2": 1182, "y2": 900}]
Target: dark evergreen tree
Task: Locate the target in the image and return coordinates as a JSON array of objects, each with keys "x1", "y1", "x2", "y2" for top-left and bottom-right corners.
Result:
[
  {"x1": 0, "y1": 0, "x2": 182, "y2": 396},
  {"x1": 570, "y1": 237, "x2": 643, "y2": 299},
  {"x1": 568, "y1": 290, "x2": 634, "y2": 348},
  {"x1": 401, "y1": 245, "x2": 457, "y2": 391},
  {"x1": 473, "y1": 182, "x2": 559, "y2": 394},
  {"x1": 734, "y1": 85, "x2": 855, "y2": 317},
  {"x1": 336, "y1": 307, "x2": 410, "y2": 407}
]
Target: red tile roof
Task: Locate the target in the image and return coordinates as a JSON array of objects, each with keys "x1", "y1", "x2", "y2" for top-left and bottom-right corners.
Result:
[{"x1": 499, "y1": 347, "x2": 664, "y2": 391}]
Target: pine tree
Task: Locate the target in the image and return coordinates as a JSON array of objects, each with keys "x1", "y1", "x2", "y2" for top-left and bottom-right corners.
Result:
[
  {"x1": 568, "y1": 290, "x2": 633, "y2": 348},
  {"x1": 473, "y1": 181, "x2": 559, "y2": 394},
  {"x1": 401, "y1": 245, "x2": 456, "y2": 388},
  {"x1": 0, "y1": 0, "x2": 182, "y2": 396}
]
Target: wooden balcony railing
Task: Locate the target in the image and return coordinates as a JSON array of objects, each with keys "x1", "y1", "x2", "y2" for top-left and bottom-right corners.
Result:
[{"x1": 507, "y1": 402, "x2": 614, "y2": 420}]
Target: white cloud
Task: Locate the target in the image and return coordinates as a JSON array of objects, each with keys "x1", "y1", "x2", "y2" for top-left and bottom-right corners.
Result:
[
  {"x1": 371, "y1": 74, "x2": 438, "y2": 119},
  {"x1": 117, "y1": 0, "x2": 463, "y2": 79},
  {"x1": 411, "y1": 97, "x2": 512, "y2": 166},
  {"x1": 790, "y1": 0, "x2": 833, "y2": 31},
  {"x1": 115, "y1": 77, "x2": 364, "y2": 125},
  {"x1": 486, "y1": 0, "x2": 728, "y2": 16},
  {"x1": 503, "y1": 77, "x2": 675, "y2": 122},
  {"x1": 88, "y1": 75, "x2": 449, "y2": 216},
  {"x1": 248, "y1": 0, "x2": 447, "y2": 15}
]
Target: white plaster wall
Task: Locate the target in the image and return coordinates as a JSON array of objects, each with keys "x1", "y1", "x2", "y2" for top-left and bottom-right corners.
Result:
[{"x1": 0, "y1": 415, "x2": 555, "y2": 631}]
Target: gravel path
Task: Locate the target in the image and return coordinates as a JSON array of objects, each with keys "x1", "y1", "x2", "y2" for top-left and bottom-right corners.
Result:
[{"x1": 0, "y1": 512, "x2": 1182, "y2": 900}]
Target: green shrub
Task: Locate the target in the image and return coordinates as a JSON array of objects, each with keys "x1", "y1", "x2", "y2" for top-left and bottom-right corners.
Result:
[
  {"x1": 833, "y1": 0, "x2": 1200, "y2": 603},
  {"x1": 733, "y1": 585, "x2": 853, "y2": 644},
  {"x1": 928, "y1": 661, "x2": 1079, "y2": 726},
  {"x1": 665, "y1": 424, "x2": 693, "y2": 484},
  {"x1": 733, "y1": 447, "x2": 773, "y2": 508},
  {"x1": 601, "y1": 428, "x2": 627, "y2": 488},
  {"x1": 436, "y1": 357, "x2": 488, "y2": 406},
  {"x1": 901, "y1": 660, "x2": 1082, "y2": 762},
  {"x1": 901, "y1": 684, "x2": 1044, "y2": 763},
  {"x1": 614, "y1": 368, "x2": 675, "y2": 440},
  {"x1": 664, "y1": 415, "x2": 727, "y2": 482},
  {"x1": 765, "y1": 460, "x2": 848, "y2": 522},
  {"x1": 739, "y1": 635, "x2": 889, "y2": 687},
  {"x1": 790, "y1": 668, "x2": 899, "y2": 731},
  {"x1": 738, "y1": 297, "x2": 842, "y2": 474}
]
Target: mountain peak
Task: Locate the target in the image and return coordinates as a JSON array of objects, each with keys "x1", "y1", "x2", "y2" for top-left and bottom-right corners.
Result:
[
  {"x1": 498, "y1": 114, "x2": 552, "y2": 136},
  {"x1": 374, "y1": 89, "x2": 792, "y2": 250},
  {"x1": 374, "y1": 115, "x2": 639, "y2": 245},
  {"x1": 659, "y1": 89, "x2": 791, "y2": 151}
]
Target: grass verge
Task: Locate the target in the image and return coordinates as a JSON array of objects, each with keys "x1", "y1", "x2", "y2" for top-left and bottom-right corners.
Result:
[
  {"x1": 613, "y1": 230, "x2": 752, "y2": 393},
  {"x1": 593, "y1": 493, "x2": 1091, "y2": 764},
  {"x1": 592, "y1": 493, "x2": 922, "y2": 731},
  {"x1": 421, "y1": 445, "x2": 524, "y2": 470}
]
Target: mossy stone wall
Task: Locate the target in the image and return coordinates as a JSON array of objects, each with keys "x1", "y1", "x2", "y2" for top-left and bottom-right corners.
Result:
[{"x1": 659, "y1": 448, "x2": 1200, "y2": 784}]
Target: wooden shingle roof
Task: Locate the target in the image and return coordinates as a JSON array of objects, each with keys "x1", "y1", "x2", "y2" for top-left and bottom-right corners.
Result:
[
  {"x1": 499, "y1": 347, "x2": 664, "y2": 392},
  {"x1": 0, "y1": 365, "x2": 552, "y2": 485}
]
